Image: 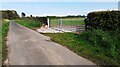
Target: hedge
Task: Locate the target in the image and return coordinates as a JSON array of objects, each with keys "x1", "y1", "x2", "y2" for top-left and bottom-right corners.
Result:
[
  {"x1": 85, "y1": 11, "x2": 120, "y2": 31},
  {"x1": 26, "y1": 17, "x2": 47, "y2": 25}
]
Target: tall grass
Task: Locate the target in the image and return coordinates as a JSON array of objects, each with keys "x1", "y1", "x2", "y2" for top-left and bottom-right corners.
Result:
[
  {"x1": 2, "y1": 20, "x2": 9, "y2": 64},
  {"x1": 0, "y1": 20, "x2": 2, "y2": 66},
  {"x1": 44, "y1": 31, "x2": 120, "y2": 66},
  {"x1": 79, "y1": 29, "x2": 120, "y2": 65}
]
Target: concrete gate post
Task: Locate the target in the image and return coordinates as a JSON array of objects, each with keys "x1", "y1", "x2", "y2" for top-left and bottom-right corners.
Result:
[
  {"x1": 47, "y1": 18, "x2": 50, "y2": 28},
  {"x1": 60, "y1": 18, "x2": 62, "y2": 31}
]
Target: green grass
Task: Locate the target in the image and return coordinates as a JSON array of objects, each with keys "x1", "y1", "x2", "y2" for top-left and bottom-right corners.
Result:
[
  {"x1": 50, "y1": 18, "x2": 85, "y2": 27},
  {"x1": 0, "y1": 20, "x2": 2, "y2": 66},
  {"x1": 44, "y1": 32, "x2": 120, "y2": 66},
  {"x1": 1, "y1": 19, "x2": 9, "y2": 65},
  {"x1": 15, "y1": 18, "x2": 43, "y2": 28}
]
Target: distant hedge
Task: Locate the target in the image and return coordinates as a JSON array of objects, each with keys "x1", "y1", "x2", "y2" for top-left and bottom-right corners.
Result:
[
  {"x1": 35, "y1": 17, "x2": 47, "y2": 25},
  {"x1": 27, "y1": 17, "x2": 47, "y2": 25},
  {"x1": 85, "y1": 11, "x2": 120, "y2": 31},
  {"x1": 1, "y1": 10, "x2": 19, "y2": 19}
]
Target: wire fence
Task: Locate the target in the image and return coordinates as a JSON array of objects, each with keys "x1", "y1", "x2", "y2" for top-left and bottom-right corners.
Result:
[{"x1": 49, "y1": 17, "x2": 85, "y2": 32}]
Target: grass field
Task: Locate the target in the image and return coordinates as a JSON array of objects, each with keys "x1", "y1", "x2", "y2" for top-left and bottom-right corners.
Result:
[{"x1": 50, "y1": 18, "x2": 85, "y2": 27}]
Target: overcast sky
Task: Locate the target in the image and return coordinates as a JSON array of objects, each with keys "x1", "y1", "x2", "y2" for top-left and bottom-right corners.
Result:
[{"x1": 0, "y1": 2, "x2": 119, "y2": 16}]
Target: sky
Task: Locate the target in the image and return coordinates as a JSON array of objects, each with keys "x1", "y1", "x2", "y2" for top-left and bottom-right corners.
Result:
[
  {"x1": 0, "y1": 2, "x2": 119, "y2": 16},
  {"x1": 0, "y1": 0, "x2": 120, "y2": 2}
]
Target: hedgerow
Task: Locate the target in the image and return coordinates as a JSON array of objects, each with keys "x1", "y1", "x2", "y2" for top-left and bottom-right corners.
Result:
[
  {"x1": 80, "y1": 11, "x2": 120, "y2": 65},
  {"x1": 85, "y1": 11, "x2": 120, "y2": 31}
]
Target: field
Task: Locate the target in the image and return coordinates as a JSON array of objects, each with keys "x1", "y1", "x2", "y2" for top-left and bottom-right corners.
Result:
[{"x1": 50, "y1": 18, "x2": 85, "y2": 27}]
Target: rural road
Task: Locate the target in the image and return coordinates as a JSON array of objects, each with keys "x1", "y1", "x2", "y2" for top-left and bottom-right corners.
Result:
[{"x1": 7, "y1": 21, "x2": 96, "y2": 65}]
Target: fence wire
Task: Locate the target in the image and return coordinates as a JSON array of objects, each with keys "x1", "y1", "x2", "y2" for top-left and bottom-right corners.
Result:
[{"x1": 50, "y1": 17, "x2": 85, "y2": 32}]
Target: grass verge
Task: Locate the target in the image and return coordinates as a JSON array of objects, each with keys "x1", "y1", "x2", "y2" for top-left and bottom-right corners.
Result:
[
  {"x1": 44, "y1": 32, "x2": 120, "y2": 66},
  {"x1": 1, "y1": 19, "x2": 9, "y2": 65},
  {"x1": 0, "y1": 20, "x2": 2, "y2": 66}
]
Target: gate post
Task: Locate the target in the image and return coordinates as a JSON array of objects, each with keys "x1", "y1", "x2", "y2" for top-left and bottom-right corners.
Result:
[
  {"x1": 47, "y1": 18, "x2": 50, "y2": 28},
  {"x1": 60, "y1": 18, "x2": 62, "y2": 31}
]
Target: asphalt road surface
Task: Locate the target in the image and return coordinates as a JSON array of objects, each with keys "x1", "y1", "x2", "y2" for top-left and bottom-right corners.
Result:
[{"x1": 7, "y1": 21, "x2": 96, "y2": 65}]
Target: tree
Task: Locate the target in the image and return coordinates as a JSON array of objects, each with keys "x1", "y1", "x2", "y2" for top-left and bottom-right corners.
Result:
[
  {"x1": 30, "y1": 15, "x2": 32, "y2": 17},
  {"x1": 1, "y1": 10, "x2": 19, "y2": 19},
  {"x1": 21, "y1": 12, "x2": 26, "y2": 17}
]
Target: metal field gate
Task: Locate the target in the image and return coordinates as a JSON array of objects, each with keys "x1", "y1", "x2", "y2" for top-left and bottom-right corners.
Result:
[{"x1": 49, "y1": 17, "x2": 85, "y2": 32}]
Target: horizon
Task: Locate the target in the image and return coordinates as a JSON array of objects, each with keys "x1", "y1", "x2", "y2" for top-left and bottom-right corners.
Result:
[{"x1": 1, "y1": 2, "x2": 118, "y2": 16}]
